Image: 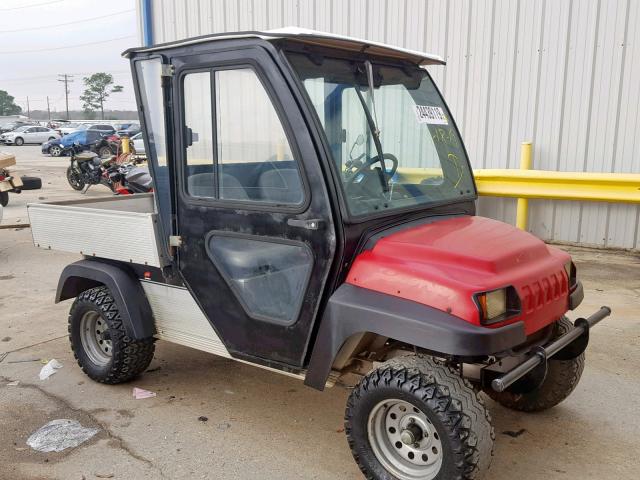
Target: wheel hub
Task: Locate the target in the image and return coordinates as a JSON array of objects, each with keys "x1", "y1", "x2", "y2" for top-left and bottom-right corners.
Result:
[
  {"x1": 368, "y1": 399, "x2": 443, "y2": 480},
  {"x1": 79, "y1": 310, "x2": 112, "y2": 366},
  {"x1": 400, "y1": 422, "x2": 424, "y2": 446}
]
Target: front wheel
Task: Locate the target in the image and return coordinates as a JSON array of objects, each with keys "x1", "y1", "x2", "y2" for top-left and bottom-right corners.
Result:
[
  {"x1": 49, "y1": 145, "x2": 63, "y2": 157},
  {"x1": 68, "y1": 286, "x2": 155, "y2": 384},
  {"x1": 66, "y1": 165, "x2": 85, "y2": 191},
  {"x1": 483, "y1": 317, "x2": 585, "y2": 412},
  {"x1": 346, "y1": 355, "x2": 494, "y2": 480},
  {"x1": 0, "y1": 191, "x2": 8, "y2": 207}
]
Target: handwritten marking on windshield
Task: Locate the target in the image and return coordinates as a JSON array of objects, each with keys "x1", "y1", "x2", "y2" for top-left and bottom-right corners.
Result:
[
  {"x1": 431, "y1": 127, "x2": 458, "y2": 148},
  {"x1": 447, "y1": 153, "x2": 464, "y2": 188}
]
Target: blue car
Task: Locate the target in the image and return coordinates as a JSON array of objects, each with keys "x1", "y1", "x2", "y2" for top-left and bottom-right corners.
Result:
[{"x1": 42, "y1": 129, "x2": 105, "y2": 157}]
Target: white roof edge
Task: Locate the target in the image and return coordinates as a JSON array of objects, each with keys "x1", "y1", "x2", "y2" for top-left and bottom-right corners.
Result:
[{"x1": 123, "y1": 27, "x2": 445, "y2": 66}]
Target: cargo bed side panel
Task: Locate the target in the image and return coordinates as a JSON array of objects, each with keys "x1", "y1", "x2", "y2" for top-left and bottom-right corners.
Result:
[{"x1": 28, "y1": 194, "x2": 166, "y2": 268}]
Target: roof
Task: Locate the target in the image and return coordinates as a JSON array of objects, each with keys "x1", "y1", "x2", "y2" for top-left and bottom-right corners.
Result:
[{"x1": 122, "y1": 27, "x2": 445, "y2": 66}]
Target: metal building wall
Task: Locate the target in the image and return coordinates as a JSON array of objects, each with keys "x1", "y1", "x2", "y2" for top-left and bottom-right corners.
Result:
[{"x1": 148, "y1": 0, "x2": 640, "y2": 249}]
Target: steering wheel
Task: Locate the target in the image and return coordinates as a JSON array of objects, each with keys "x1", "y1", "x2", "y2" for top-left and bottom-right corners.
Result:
[{"x1": 346, "y1": 153, "x2": 399, "y2": 189}]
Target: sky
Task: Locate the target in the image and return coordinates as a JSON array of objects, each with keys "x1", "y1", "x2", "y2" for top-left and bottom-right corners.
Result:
[{"x1": 0, "y1": 0, "x2": 140, "y2": 115}]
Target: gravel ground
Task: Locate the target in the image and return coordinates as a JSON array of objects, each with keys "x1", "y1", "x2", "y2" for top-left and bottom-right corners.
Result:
[{"x1": 1, "y1": 145, "x2": 639, "y2": 479}]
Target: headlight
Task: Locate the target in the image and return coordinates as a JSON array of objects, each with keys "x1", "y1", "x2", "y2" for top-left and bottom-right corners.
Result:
[
  {"x1": 475, "y1": 286, "x2": 521, "y2": 325},
  {"x1": 564, "y1": 261, "x2": 577, "y2": 288}
]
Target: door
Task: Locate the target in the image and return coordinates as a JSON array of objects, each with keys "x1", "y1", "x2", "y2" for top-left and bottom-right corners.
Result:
[
  {"x1": 23, "y1": 127, "x2": 38, "y2": 143},
  {"x1": 173, "y1": 47, "x2": 336, "y2": 368},
  {"x1": 36, "y1": 127, "x2": 50, "y2": 142}
]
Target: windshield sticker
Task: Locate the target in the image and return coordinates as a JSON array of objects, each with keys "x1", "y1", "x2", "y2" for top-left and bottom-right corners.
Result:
[{"x1": 414, "y1": 105, "x2": 449, "y2": 125}]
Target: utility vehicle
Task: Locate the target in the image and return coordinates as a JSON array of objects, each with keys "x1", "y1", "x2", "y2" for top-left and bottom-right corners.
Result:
[{"x1": 28, "y1": 29, "x2": 610, "y2": 480}]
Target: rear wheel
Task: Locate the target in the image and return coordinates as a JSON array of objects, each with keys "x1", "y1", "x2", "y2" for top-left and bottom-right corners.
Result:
[
  {"x1": 483, "y1": 317, "x2": 584, "y2": 412},
  {"x1": 48, "y1": 136, "x2": 56, "y2": 141},
  {"x1": 14, "y1": 137, "x2": 24, "y2": 146},
  {"x1": 0, "y1": 191, "x2": 8, "y2": 207},
  {"x1": 49, "y1": 145, "x2": 63, "y2": 157},
  {"x1": 346, "y1": 355, "x2": 494, "y2": 480},
  {"x1": 66, "y1": 165, "x2": 85, "y2": 191},
  {"x1": 68, "y1": 286, "x2": 155, "y2": 384},
  {"x1": 98, "y1": 145, "x2": 113, "y2": 158}
]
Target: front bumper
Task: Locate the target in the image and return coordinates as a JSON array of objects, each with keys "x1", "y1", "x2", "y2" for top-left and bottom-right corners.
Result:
[{"x1": 491, "y1": 305, "x2": 611, "y2": 392}]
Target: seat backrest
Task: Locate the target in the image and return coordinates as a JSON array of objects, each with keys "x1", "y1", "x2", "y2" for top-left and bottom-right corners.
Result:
[
  {"x1": 187, "y1": 172, "x2": 249, "y2": 200},
  {"x1": 257, "y1": 168, "x2": 303, "y2": 204}
]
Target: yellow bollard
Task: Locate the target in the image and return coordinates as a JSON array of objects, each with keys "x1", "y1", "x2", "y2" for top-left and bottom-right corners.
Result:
[
  {"x1": 121, "y1": 136, "x2": 130, "y2": 154},
  {"x1": 515, "y1": 142, "x2": 532, "y2": 230}
]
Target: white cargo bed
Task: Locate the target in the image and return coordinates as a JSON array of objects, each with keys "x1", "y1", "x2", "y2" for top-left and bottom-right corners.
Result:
[{"x1": 28, "y1": 193, "x2": 168, "y2": 267}]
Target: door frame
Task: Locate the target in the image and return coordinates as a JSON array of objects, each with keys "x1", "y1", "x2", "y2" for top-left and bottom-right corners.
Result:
[{"x1": 170, "y1": 43, "x2": 339, "y2": 370}]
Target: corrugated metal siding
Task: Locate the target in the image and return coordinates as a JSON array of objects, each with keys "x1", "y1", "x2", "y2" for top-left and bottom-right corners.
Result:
[{"x1": 148, "y1": 0, "x2": 640, "y2": 249}]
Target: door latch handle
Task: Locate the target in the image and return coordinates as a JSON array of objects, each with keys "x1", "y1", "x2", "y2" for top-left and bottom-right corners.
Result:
[{"x1": 287, "y1": 218, "x2": 323, "y2": 230}]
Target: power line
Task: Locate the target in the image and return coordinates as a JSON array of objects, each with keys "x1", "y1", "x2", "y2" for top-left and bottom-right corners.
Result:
[
  {"x1": 0, "y1": 0, "x2": 63, "y2": 11},
  {"x1": 0, "y1": 35, "x2": 136, "y2": 55},
  {"x1": 0, "y1": 70, "x2": 131, "y2": 83},
  {"x1": 0, "y1": 9, "x2": 135, "y2": 34}
]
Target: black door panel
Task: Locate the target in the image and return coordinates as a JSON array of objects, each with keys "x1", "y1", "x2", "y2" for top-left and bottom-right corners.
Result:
[{"x1": 173, "y1": 46, "x2": 336, "y2": 368}]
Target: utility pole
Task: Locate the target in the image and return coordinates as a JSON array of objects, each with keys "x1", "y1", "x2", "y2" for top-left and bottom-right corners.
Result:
[
  {"x1": 26, "y1": 96, "x2": 30, "y2": 119},
  {"x1": 46, "y1": 96, "x2": 51, "y2": 121},
  {"x1": 57, "y1": 74, "x2": 74, "y2": 120}
]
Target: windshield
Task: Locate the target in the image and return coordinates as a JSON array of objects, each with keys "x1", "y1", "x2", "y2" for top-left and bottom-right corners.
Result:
[
  {"x1": 14, "y1": 126, "x2": 29, "y2": 132},
  {"x1": 286, "y1": 52, "x2": 475, "y2": 217}
]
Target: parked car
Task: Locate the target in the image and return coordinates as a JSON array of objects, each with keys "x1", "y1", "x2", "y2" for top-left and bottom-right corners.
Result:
[
  {"x1": 1, "y1": 126, "x2": 60, "y2": 145},
  {"x1": 116, "y1": 124, "x2": 140, "y2": 137},
  {"x1": 41, "y1": 129, "x2": 107, "y2": 157},
  {"x1": 56, "y1": 122, "x2": 84, "y2": 136},
  {"x1": 130, "y1": 132, "x2": 146, "y2": 156},
  {"x1": 0, "y1": 121, "x2": 36, "y2": 134},
  {"x1": 75, "y1": 124, "x2": 116, "y2": 136}
]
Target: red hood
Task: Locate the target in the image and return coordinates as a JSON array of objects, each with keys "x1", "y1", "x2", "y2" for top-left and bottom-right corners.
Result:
[{"x1": 346, "y1": 216, "x2": 570, "y2": 334}]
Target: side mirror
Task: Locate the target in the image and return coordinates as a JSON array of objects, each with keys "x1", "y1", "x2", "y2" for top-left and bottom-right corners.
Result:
[{"x1": 355, "y1": 134, "x2": 365, "y2": 146}]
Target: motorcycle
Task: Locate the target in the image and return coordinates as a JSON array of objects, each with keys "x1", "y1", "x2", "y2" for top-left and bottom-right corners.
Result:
[{"x1": 66, "y1": 150, "x2": 152, "y2": 195}]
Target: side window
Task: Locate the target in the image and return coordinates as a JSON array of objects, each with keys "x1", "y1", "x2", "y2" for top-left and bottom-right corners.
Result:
[
  {"x1": 215, "y1": 69, "x2": 303, "y2": 204},
  {"x1": 183, "y1": 71, "x2": 215, "y2": 198}
]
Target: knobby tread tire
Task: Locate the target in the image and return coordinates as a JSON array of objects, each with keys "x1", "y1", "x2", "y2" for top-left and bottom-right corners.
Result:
[
  {"x1": 68, "y1": 286, "x2": 154, "y2": 384},
  {"x1": 345, "y1": 355, "x2": 494, "y2": 480},
  {"x1": 484, "y1": 317, "x2": 585, "y2": 412}
]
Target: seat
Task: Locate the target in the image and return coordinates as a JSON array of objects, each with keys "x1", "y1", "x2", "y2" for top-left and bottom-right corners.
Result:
[
  {"x1": 187, "y1": 172, "x2": 249, "y2": 200},
  {"x1": 257, "y1": 168, "x2": 303, "y2": 204},
  {"x1": 74, "y1": 151, "x2": 99, "y2": 163}
]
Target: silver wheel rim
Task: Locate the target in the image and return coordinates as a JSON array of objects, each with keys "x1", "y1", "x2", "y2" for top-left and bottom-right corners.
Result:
[
  {"x1": 368, "y1": 399, "x2": 443, "y2": 480},
  {"x1": 51, "y1": 146, "x2": 61, "y2": 156},
  {"x1": 79, "y1": 311, "x2": 112, "y2": 366}
]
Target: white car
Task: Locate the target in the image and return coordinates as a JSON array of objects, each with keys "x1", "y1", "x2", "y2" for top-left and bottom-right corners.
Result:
[
  {"x1": 0, "y1": 126, "x2": 60, "y2": 146},
  {"x1": 131, "y1": 132, "x2": 146, "y2": 156}
]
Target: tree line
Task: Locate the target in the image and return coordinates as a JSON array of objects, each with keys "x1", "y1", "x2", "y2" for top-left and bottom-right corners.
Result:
[{"x1": 1, "y1": 72, "x2": 127, "y2": 119}]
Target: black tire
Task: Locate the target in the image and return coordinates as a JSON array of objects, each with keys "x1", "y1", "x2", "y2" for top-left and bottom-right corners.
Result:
[
  {"x1": 346, "y1": 355, "x2": 494, "y2": 480},
  {"x1": 14, "y1": 137, "x2": 24, "y2": 146},
  {"x1": 68, "y1": 286, "x2": 155, "y2": 384},
  {"x1": 0, "y1": 191, "x2": 8, "y2": 207},
  {"x1": 98, "y1": 145, "x2": 113, "y2": 158},
  {"x1": 66, "y1": 165, "x2": 85, "y2": 191},
  {"x1": 20, "y1": 176, "x2": 42, "y2": 191},
  {"x1": 50, "y1": 145, "x2": 63, "y2": 157},
  {"x1": 48, "y1": 136, "x2": 56, "y2": 141},
  {"x1": 483, "y1": 317, "x2": 585, "y2": 412}
]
